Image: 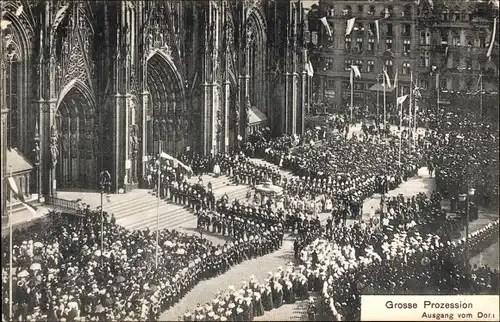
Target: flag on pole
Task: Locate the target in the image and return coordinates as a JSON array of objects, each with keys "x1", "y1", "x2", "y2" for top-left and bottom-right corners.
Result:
[
  {"x1": 444, "y1": 46, "x2": 449, "y2": 58},
  {"x1": 351, "y1": 65, "x2": 361, "y2": 78},
  {"x1": 383, "y1": 69, "x2": 392, "y2": 89},
  {"x1": 397, "y1": 95, "x2": 408, "y2": 105},
  {"x1": 320, "y1": 17, "x2": 332, "y2": 37},
  {"x1": 487, "y1": 17, "x2": 497, "y2": 60},
  {"x1": 476, "y1": 74, "x2": 482, "y2": 91},
  {"x1": 7, "y1": 177, "x2": 37, "y2": 215},
  {"x1": 307, "y1": 61, "x2": 314, "y2": 77},
  {"x1": 375, "y1": 20, "x2": 380, "y2": 44},
  {"x1": 435, "y1": 73, "x2": 440, "y2": 90},
  {"x1": 393, "y1": 69, "x2": 398, "y2": 90},
  {"x1": 413, "y1": 87, "x2": 422, "y2": 100},
  {"x1": 345, "y1": 18, "x2": 356, "y2": 36},
  {"x1": 160, "y1": 152, "x2": 174, "y2": 160}
]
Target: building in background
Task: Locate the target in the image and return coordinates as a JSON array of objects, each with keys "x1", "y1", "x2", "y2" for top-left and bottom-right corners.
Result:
[
  {"x1": 307, "y1": 0, "x2": 498, "y2": 118},
  {"x1": 307, "y1": 0, "x2": 418, "y2": 116},
  {"x1": 0, "y1": 0, "x2": 309, "y2": 216},
  {"x1": 415, "y1": 0, "x2": 499, "y2": 117}
]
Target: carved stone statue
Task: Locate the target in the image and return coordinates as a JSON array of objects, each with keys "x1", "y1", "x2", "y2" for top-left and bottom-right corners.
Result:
[
  {"x1": 153, "y1": 119, "x2": 160, "y2": 140},
  {"x1": 49, "y1": 126, "x2": 59, "y2": 168},
  {"x1": 161, "y1": 118, "x2": 168, "y2": 138},
  {"x1": 216, "y1": 109, "x2": 222, "y2": 134},
  {"x1": 245, "y1": 99, "x2": 251, "y2": 128},
  {"x1": 183, "y1": 119, "x2": 189, "y2": 138},
  {"x1": 70, "y1": 132, "x2": 78, "y2": 157},
  {"x1": 85, "y1": 130, "x2": 93, "y2": 158},
  {"x1": 176, "y1": 115, "x2": 182, "y2": 134},
  {"x1": 167, "y1": 118, "x2": 173, "y2": 134},
  {"x1": 33, "y1": 141, "x2": 40, "y2": 165},
  {"x1": 129, "y1": 124, "x2": 139, "y2": 160},
  {"x1": 234, "y1": 101, "x2": 240, "y2": 127}
]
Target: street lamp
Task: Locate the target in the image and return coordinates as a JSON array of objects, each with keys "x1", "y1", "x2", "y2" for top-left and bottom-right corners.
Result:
[
  {"x1": 99, "y1": 170, "x2": 112, "y2": 266},
  {"x1": 458, "y1": 187, "x2": 475, "y2": 266}
]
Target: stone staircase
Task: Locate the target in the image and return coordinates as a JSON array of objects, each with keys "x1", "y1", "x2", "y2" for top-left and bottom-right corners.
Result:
[{"x1": 104, "y1": 174, "x2": 251, "y2": 233}]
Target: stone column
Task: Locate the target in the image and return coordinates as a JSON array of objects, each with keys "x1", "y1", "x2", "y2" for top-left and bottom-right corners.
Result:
[
  {"x1": 202, "y1": 82, "x2": 211, "y2": 155},
  {"x1": 301, "y1": 69, "x2": 307, "y2": 135},
  {"x1": 1, "y1": 108, "x2": 7, "y2": 217},
  {"x1": 224, "y1": 80, "x2": 230, "y2": 152},
  {"x1": 39, "y1": 99, "x2": 57, "y2": 196},
  {"x1": 139, "y1": 91, "x2": 149, "y2": 181}
]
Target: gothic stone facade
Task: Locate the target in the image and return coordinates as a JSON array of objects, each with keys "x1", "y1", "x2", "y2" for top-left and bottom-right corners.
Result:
[{"x1": 1, "y1": 0, "x2": 308, "y2": 213}]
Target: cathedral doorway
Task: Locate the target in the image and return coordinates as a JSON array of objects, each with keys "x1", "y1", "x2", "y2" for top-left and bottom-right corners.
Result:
[
  {"x1": 55, "y1": 80, "x2": 96, "y2": 189},
  {"x1": 146, "y1": 52, "x2": 187, "y2": 157}
]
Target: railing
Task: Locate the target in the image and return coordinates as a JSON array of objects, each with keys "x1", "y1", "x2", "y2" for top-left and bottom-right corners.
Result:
[{"x1": 45, "y1": 196, "x2": 80, "y2": 214}]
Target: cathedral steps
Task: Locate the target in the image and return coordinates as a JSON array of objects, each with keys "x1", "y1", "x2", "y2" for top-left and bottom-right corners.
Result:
[{"x1": 105, "y1": 175, "x2": 250, "y2": 232}]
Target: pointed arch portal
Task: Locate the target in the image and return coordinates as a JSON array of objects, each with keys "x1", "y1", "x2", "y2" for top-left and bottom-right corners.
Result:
[
  {"x1": 146, "y1": 51, "x2": 187, "y2": 156},
  {"x1": 247, "y1": 9, "x2": 267, "y2": 115},
  {"x1": 55, "y1": 80, "x2": 96, "y2": 189}
]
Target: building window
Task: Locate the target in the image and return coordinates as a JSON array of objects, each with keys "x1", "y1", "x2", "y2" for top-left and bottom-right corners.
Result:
[
  {"x1": 421, "y1": 51, "x2": 430, "y2": 67},
  {"x1": 386, "y1": 23, "x2": 393, "y2": 36},
  {"x1": 355, "y1": 38, "x2": 363, "y2": 52},
  {"x1": 385, "y1": 59, "x2": 393, "y2": 75},
  {"x1": 343, "y1": 6, "x2": 352, "y2": 17},
  {"x1": 345, "y1": 59, "x2": 352, "y2": 71},
  {"x1": 345, "y1": 36, "x2": 352, "y2": 50},
  {"x1": 354, "y1": 60, "x2": 363, "y2": 71},
  {"x1": 368, "y1": 5, "x2": 375, "y2": 15},
  {"x1": 367, "y1": 60, "x2": 374, "y2": 72},
  {"x1": 385, "y1": 38, "x2": 393, "y2": 51},
  {"x1": 402, "y1": 24, "x2": 411, "y2": 36},
  {"x1": 402, "y1": 62, "x2": 411, "y2": 75},
  {"x1": 420, "y1": 79, "x2": 429, "y2": 90},
  {"x1": 403, "y1": 40, "x2": 411, "y2": 55},
  {"x1": 452, "y1": 34, "x2": 460, "y2": 46},
  {"x1": 357, "y1": 5, "x2": 363, "y2": 14},
  {"x1": 327, "y1": 6, "x2": 334, "y2": 17},
  {"x1": 441, "y1": 34, "x2": 448, "y2": 45},
  {"x1": 421, "y1": 29, "x2": 430, "y2": 45},
  {"x1": 354, "y1": 22, "x2": 364, "y2": 32},
  {"x1": 368, "y1": 23, "x2": 376, "y2": 37},
  {"x1": 466, "y1": 58, "x2": 472, "y2": 70},
  {"x1": 368, "y1": 38, "x2": 375, "y2": 51},
  {"x1": 6, "y1": 56, "x2": 19, "y2": 149}
]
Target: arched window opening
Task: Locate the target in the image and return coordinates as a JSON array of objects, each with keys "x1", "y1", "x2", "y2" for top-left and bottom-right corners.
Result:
[{"x1": 6, "y1": 53, "x2": 19, "y2": 149}]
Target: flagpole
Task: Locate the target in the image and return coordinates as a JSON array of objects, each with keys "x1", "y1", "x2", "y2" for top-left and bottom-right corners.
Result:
[
  {"x1": 383, "y1": 68, "x2": 387, "y2": 126},
  {"x1": 350, "y1": 68, "x2": 354, "y2": 124},
  {"x1": 409, "y1": 71, "x2": 413, "y2": 150},
  {"x1": 376, "y1": 74, "x2": 380, "y2": 124},
  {"x1": 436, "y1": 72, "x2": 440, "y2": 114},
  {"x1": 156, "y1": 145, "x2": 161, "y2": 269},
  {"x1": 414, "y1": 74, "x2": 419, "y2": 146},
  {"x1": 398, "y1": 98, "x2": 402, "y2": 168},
  {"x1": 9, "y1": 166, "x2": 13, "y2": 320},
  {"x1": 479, "y1": 69, "x2": 483, "y2": 119}
]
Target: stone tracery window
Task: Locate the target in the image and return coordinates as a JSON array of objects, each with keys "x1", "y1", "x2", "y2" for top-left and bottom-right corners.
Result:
[{"x1": 5, "y1": 46, "x2": 20, "y2": 150}]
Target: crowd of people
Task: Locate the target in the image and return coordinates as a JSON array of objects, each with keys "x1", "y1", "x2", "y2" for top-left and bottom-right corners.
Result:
[
  {"x1": 428, "y1": 110, "x2": 499, "y2": 209},
  {"x1": 1, "y1": 206, "x2": 284, "y2": 322},
  {"x1": 3, "y1": 104, "x2": 499, "y2": 322}
]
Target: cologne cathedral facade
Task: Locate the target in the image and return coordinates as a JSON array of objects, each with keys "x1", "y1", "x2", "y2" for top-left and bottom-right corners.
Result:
[{"x1": 1, "y1": 0, "x2": 310, "y2": 212}]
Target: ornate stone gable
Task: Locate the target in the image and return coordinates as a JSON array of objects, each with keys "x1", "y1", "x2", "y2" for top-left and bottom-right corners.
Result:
[
  {"x1": 144, "y1": 2, "x2": 181, "y2": 67},
  {"x1": 54, "y1": 3, "x2": 95, "y2": 92}
]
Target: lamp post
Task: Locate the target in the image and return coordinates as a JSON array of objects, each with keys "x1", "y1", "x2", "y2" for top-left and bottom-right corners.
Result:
[
  {"x1": 458, "y1": 187, "x2": 475, "y2": 266},
  {"x1": 99, "y1": 170, "x2": 112, "y2": 267}
]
